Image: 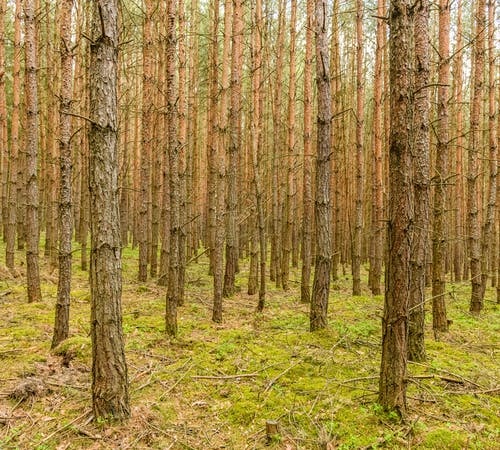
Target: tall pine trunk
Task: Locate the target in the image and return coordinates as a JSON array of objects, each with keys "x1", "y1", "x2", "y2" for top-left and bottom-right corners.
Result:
[
  {"x1": 379, "y1": 0, "x2": 413, "y2": 417},
  {"x1": 52, "y1": 0, "x2": 74, "y2": 348},
  {"x1": 89, "y1": 0, "x2": 130, "y2": 420},
  {"x1": 24, "y1": 0, "x2": 42, "y2": 303},
  {"x1": 310, "y1": 0, "x2": 332, "y2": 331}
]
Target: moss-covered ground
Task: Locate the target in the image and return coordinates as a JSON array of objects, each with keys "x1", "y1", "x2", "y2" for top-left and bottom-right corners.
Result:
[{"x1": 0, "y1": 242, "x2": 499, "y2": 449}]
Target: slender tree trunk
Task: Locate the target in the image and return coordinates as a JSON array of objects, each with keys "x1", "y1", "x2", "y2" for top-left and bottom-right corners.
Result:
[
  {"x1": 310, "y1": 0, "x2": 331, "y2": 331},
  {"x1": 5, "y1": 0, "x2": 21, "y2": 269},
  {"x1": 281, "y1": 0, "x2": 297, "y2": 291},
  {"x1": 479, "y1": 0, "x2": 497, "y2": 299},
  {"x1": 212, "y1": 0, "x2": 231, "y2": 320},
  {"x1": 52, "y1": 0, "x2": 74, "y2": 349},
  {"x1": 379, "y1": 0, "x2": 413, "y2": 417},
  {"x1": 139, "y1": 0, "x2": 153, "y2": 282},
  {"x1": 408, "y1": 0, "x2": 430, "y2": 361},
  {"x1": 271, "y1": 0, "x2": 285, "y2": 289},
  {"x1": 468, "y1": 0, "x2": 486, "y2": 315},
  {"x1": 0, "y1": 2, "x2": 7, "y2": 241},
  {"x1": 89, "y1": 0, "x2": 130, "y2": 420},
  {"x1": 330, "y1": 0, "x2": 341, "y2": 283},
  {"x1": 431, "y1": 0, "x2": 451, "y2": 333},
  {"x1": 368, "y1": 0, "x2": 384, "y2": 295},
  {"x1": 452, "y1": 0, "x2": 464, "y2": 282},
  {"x1": 251, "y1": 0, "x2": 266, "y2": 312},
  {"x1": 24, "y1": 0, "x2": 42, "y2": 303},
  {"x1": 223, "y1": 0, "x2": 242, "y2": 298},
  {"x1": 165, "y1": 0, "x2": 179, "y2": 336},
  {"x1": 206, "y1": 0, "x2": 220, "y2": 277},
  {"x1": 352, "y1": 0, "x2": 364, "y2": 296},
  {"x1": 300, "y1": 0, "x2": 314, "y2": 304}
]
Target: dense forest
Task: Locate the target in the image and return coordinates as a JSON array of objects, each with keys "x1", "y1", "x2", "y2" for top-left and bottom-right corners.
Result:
[{"x1": 0, "y1": 0, "x2": 499, "y2": 448}]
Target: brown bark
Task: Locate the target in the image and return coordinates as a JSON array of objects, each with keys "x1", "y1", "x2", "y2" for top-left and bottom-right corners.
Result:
[
  {"x1": 452, "y1": 0, "x2": 464, "y2": 282},
  {"x1": 5, "y1": 0, "x2": 21, "y2": 269},
  {"x1": 368, "y1": 0, "x2": 384, "y2": 295},
  {"x1": 89, "y1": 0, "x2": 130, "y2": 420},
  {"x1": 330, "y1": 0, "x2": 341, "y2": 283},
  {"x1": 223, "y1": 0, "x2": 243, "y2": 298},
  {"x1": 431, "y1": 0, "x2": 451, "y2": 334},
  {"x1": 379, "y1": 0, "x2": 413, "y2": 417},
  {"x1": 24, "y1": 0, "x2": 42, "y2": 303},
  {"x1": 468, "y1": 0, "x2": 486, "y2": 315},
  {"x1": 212, "y1": 0, "x2": 231, "y2": 320},
  {"x1": 0, "y1": 1, "x2": 6, "y2": 240},
  {"x1": 52, "y1": 0, "x2": 74, "y2": 349},
  {"x1": 271, "y1": 0, "x2": 285, "y2": 288},
  {"x1": 139, "y1": 0, "x2": 153, "y2": 282},
  {"x1": 408, "y1": 0, "x2": 430, "y2": 361},
  {"x1": 166, "y1": 0, "x2": 180, "y2": 336},
  {"x1": 310, "y1": 0, "x2": 331, "y2": 331},
  {"x1": 300, "y1": 0, "x2": 314, "y2": 304},
  {"x1": 281, "y1": 0, "x2": 297, "y2": 291},
  {"x1": 352, "y1": 0, "x2": 364, "y2": 296},
  {"x1": 479, "y1": 0, "x2": 497, "y2": 299},
  {"x1": 252, "y1": 0, "x2": 266, "y2": 312},
  {"x1": 206, "y1": 0, "x2": 220, "y2": 277}
]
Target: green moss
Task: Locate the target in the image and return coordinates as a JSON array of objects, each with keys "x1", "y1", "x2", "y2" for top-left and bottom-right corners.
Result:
[
  {"x1": 422, "y1": 429, "x2": 468, "y2": 449},
  {"x1": 53, "y1": 335, "x2": 91, "y2": 361}
]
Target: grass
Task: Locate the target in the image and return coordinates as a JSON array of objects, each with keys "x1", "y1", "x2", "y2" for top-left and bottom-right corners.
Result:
[{"x1": 0, "y1": 240, "x2": 499, "y2": 449}]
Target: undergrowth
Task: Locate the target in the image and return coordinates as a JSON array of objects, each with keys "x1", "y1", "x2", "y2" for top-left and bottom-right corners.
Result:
[{"x1": 0, "y1": 241, "x2": 499, "y2": 449}]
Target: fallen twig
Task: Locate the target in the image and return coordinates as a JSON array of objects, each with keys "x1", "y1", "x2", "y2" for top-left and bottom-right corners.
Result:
[
  {"x1": 192, "y1": 373, "x2": 258, "y2": 380},
  {"x1": 37, "y1": 409, "x2": 92, "y2": 445},
  {"x1": 263, "y1": 362, "x2": 300, "y2": 394}
]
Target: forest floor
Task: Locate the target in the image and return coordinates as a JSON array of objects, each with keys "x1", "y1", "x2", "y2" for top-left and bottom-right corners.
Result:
[{"x1": 0, "y1": 243, "x2": 499, "y2": 449}]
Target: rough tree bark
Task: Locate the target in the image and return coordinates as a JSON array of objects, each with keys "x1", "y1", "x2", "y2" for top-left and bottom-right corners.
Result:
[
  {"x1": 300, "y1": 0, "x2": 313, "y2": 304},
  {"x1": 408, "y1": 0, "x2": 430, "y2": 362},
  {"x1": 431, "y1": 0, "x2": 451, "y2": 334},
  {"x1": 24, "y1": 0, "x2": 42, "y2": 303},
  {"x1": 223, "y1": 0, "x2": 243, "y2": 298},
  {"x1": 352, "y1": 0, "x2": 364, "y2": 297},
  {"x1": 89, "y1": 0, "x2": 130, "y2": 420},
  {"x1": 139, "y1": 0, "x2": 153, "y2": 282},
  {"x1": 52, "y1": 0, "x2": 74, "y2": 349},
  {"x1": 468, "y1": 0, "x2": 486, "y2": 315},
  {"x1": 479, "y1": 0, "x2": 497, "y2": 300},
  {"x1": 5, "y1": 0, "x2": 21, "y2": 269},
  {"x1": 310, "y1": 0, "x2": 332, "y2": 331},
  {"x1": 166, "y1": 0, "x2": 179, "y2": 336},
  {"x1": 368, "y1": 0, "x2": 384, "y2": 296},
  {"x1": 379, "y1": 0, "x2": 413, "y2": 417}
]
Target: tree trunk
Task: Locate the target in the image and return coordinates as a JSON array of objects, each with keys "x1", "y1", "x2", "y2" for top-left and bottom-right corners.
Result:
[
  {"x1": 368, "y1": 0, "x2": 385, "y2": 296},
  {"x1": 408, "y1": 0, "x2": 430, "y2": 361},
  {"x1": 0, "y1": 1, "x2": 6, "y2": 241},
  {"x1": 310, "y1": 0, "x2": 332, "y2": 331},
  {"x1": 52, "y1": 0, "x2": 74, "y2": 349},
  {"x1": 24, "y1": 0, "x2": 42, "y2": 303},
  {"x1": 165, "y1": 0, "x2": 180, "y2": 336},
  {"x1": 281, "y1": 0, "x2": 297, "y2": 291},
  {"x1": 223, "y1": 0, "x2": 242, "y2": 298},
  {"x1": 89, "y1": 0, "x2": 130, "y2": 420},
  {"x1": 479, "y1": 0, "x2": 497, "y2": 300},
  {"x1": 139, "y1": 0, "x2": 153, "y2": 282},
  {"x1": 468, "y1": 0, "x2": 486, "y2": 315},
  {"x1": 379, "y1": 0, "x2": 413, "y2": 417},
  {"x1": 431, "y1": 0, "x2": 451, "y2": 334},
  {"x1": 206, "y1": 0, "x2": 220, "y2": 277},
  {"x1": 5, "y1": 0, "x2": 21, "y2": 269},
  {"x1": 452, "y1": 0, "x2": 464, "y2": 282},
  {"x1": 300, "y1": 0, "x2": 313, "y2": 304},
  {"x1": 352, "y1": 0, "x2": 364, "y2": 296}
]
